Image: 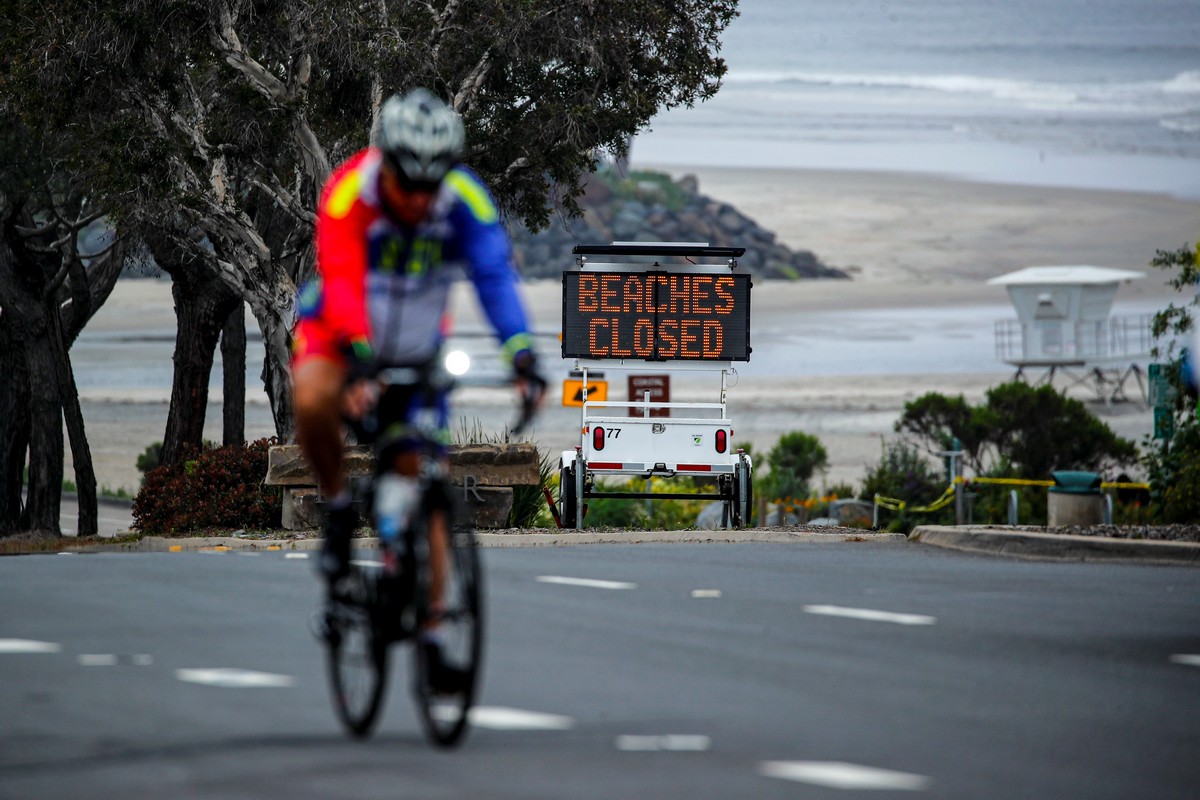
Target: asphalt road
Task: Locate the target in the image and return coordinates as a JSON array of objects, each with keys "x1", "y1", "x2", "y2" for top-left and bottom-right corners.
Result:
[{"x1": 1, "y1": 542, "x2": 1198, "y2": 799}]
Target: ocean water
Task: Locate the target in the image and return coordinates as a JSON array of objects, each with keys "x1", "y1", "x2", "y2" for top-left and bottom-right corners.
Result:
[{"x1": 632, "y1": 0, "x2": 1200, "y2": 197}]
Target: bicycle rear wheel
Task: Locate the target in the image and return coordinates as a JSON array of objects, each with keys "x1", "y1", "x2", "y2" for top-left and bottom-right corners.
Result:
[
  {"x1": 413, "y1": 524, "x2": 483, "y2": 747},
  {"x1": 325, "y1": 568, "x2": 389, "y2": 738}
]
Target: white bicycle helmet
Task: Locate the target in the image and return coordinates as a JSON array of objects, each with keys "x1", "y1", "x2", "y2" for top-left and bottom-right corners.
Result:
[{"x1": 377, "y1": 89, "x2": 465, "y2": 188}]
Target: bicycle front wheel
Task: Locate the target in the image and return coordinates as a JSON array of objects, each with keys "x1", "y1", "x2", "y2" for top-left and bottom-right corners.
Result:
[
  {"x1": 325, "y1": 569, "x2": 389, "y2": 738},
  {"x1": 413, "y1": 525, "x2": 483, "y2": 748}
]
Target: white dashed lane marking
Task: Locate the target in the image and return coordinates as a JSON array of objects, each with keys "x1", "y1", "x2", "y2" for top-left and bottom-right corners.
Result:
[
  {"x1": 803, "y1": 605, "x2": 936, "y2": 626},
  {"x1": 1170, "y1": 654, "x2": 1200, "y2": 667},
  {"x1": 616, "y1": 734, "x2": 711, "y2": 751},
  {"x1": 760, "y1": 761, "x2": 930, "y2": 791},
  {"x1": 536, "y1": 576, "x2": 637, "y2": 590},
  {"x1": 78, "y1": 654, "x2": 118, "y2": 666},
  {"x1": 284, "y1": 553, "x2": 309, "y2": 560},
  {"x1": 463, "y1": 706, "x2": 575, "y2": 730},
  {"x1": 691, "y1": 589, "x2": 722, "y2": 598},
  {"x1": 0, "y1": 639, "x2": 62, "y2": 654},
  {"x1": 79, "y1": 654, "x2": 154, "y2": 667},
  {"x1": 175, "y1": 668, "x2": 296, "y2": 688}
]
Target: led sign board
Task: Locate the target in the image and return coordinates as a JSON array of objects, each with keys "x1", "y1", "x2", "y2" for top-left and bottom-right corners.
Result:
[{"x1": 562, "y1": 271, "x2": 751, "y2": 362}]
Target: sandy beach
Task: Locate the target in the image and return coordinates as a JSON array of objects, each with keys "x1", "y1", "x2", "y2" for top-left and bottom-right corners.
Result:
[{"x1": 68, "y1": 166, "x2": 1199, "y2": 498}]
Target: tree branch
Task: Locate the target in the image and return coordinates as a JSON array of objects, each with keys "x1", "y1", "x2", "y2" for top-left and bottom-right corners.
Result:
[
  {"x1": 453, "y1": 50, "x2": 492, "y2": 116},
  {"x1": 211, "y1": 4, "x2": 289, "y2": 102}
]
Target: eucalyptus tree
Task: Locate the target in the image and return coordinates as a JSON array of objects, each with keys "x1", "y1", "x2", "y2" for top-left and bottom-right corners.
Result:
[
  {"x1": 9, "y1": 0, "x2": 738, "y2": 438},
  {"x1": 0, "y1": 120, "x2": 125, "y2": 536}
]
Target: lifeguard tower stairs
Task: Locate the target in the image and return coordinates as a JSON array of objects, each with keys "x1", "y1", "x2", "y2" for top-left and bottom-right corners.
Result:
[{"x1": 989, "y1": 265, "x2": 1151, "y2": 404}]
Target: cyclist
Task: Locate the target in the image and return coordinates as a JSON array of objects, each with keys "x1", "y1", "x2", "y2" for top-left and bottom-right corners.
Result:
[{"x1": 292, "y1": 88, "x2": 545, "y2": 683}]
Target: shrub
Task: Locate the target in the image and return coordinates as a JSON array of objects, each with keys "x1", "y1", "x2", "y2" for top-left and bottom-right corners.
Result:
[
  {"x1": 136, "y1": 442, "x2": 163, "y2": 475},
  {"x1": 1143, "y1": 242, "x2": 1200, "y2": 522},
  {"x1": 578, "y1": 476, "x2": 710, "y2": 530},
  {"x1": 511, "y1": 450, "x2": 555, "y2": 528},
  {"x1": 761, "y1": 431, "x2": 829, "y2": 502},
  {"x1": 897, "y1": 382, "x2": 1138, "y2": 480},
  {"x1": 859, "y1": 440, "x2": 953, "y2": 532},
  {"x1": 132, "y1": 439, "x2": 282, "y2": 534}
]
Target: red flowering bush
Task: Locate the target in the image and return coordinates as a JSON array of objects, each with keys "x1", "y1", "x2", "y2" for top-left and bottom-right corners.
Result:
[{"x1": 133, "y1": 439, "x2": 282, "y2": 534}]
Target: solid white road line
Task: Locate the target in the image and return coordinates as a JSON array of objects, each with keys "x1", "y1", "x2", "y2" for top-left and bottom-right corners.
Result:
[
  {"x1": 1170, "y1": 654, "x2": 1200, "y2": 667},
  {"x1": 760, "y1": 761, "x2": 930, "y2": 791},
  {"x1": 465, "y1": 706, "x2": 575, "y2": 730},
  {"x1": 536, "y1": 575, "x2": 637, "y2": 590},
  {"x1": 803, "y1": 605, "x2": 936, "y2": 626},
  {"x1": 616, "y1": 734, "x2": 712, "y2": 751},
  {"x1": 175, "y1": 668, "x2": 295, "y2": 688},
  {"x1": 0, "y1": 639, "x2": 62, "y2": 654},
  {"x1": 691, "y1": 589, "x2": 723, "y2": 598}
]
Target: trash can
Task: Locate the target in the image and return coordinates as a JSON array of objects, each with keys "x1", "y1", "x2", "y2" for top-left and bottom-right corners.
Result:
[{"x1": 1047, "y1": 471, "x2": 1103, "y2": 526}]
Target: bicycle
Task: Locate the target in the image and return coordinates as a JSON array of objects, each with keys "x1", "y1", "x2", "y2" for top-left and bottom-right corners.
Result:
[{"x1": 317, "y1": 360, "x2": 541, "y2": 747}]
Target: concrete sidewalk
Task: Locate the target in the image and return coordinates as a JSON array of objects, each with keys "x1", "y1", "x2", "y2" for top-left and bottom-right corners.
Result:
[
  {"x1": 910, "y1": 525, "x2": 1200, "y2": 566},
  {"x1": 75, "y1": 528, "x2": 906, "y2": 552}
]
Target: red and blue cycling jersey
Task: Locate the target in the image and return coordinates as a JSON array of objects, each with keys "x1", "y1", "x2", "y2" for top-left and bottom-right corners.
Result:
[{"x1": 293, "y1": 147, "x2": 534, "y2": 369}]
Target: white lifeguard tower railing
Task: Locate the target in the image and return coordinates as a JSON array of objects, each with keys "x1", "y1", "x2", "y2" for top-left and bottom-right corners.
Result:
[{"x1": 989, "y1": 265, "x2": 1151, "y2": 403}]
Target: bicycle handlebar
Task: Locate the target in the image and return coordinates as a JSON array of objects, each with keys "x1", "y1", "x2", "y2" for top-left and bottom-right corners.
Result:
[{"x1": 371, "y1": 365, "x2": 544, "y2": 437}]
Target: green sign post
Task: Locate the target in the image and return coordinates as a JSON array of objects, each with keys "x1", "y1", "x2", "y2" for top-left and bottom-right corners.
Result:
[{"x1": 1149, "y1": 363, "x2": 1177, "y2": 440}]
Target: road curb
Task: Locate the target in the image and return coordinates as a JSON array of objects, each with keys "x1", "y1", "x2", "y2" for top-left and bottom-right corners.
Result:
[
  {"x1": 75, "y1": 529, "x2": 906, "y2": 552},
  {"x1": 474, "y1": 530, "x2": 906, "y2": 547},
  {"x1": 909, "y1": 525, "x2": 1200, "y2": 566}
]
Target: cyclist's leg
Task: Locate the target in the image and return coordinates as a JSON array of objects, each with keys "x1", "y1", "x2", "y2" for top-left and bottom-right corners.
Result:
[
  {"x1": 381, "y1": 381, "x2": 452, "y2": 619},
  {"x1": 293, "y1": 320, "x2": 361, "y2": 582},
  {"x1": 294, "y1": 357, "x2": 349, "y2": 495},
  {"x1": 416, "y1": 387, "x2": 453, "y2": 624}
]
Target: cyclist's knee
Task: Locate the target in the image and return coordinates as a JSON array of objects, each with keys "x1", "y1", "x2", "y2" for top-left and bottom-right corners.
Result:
[{"x1": 293, "y1": 358, "x2": 344, "y2": 419}]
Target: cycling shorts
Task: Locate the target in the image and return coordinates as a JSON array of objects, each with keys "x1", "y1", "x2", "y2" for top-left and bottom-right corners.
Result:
[{"x1": 291, "y1": 317, "x2": 344, "y2": 369}]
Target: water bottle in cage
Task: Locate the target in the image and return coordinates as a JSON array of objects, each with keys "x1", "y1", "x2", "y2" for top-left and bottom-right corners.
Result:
[{"x1": 374, "y1": 473, "x2": 420, "y2": 544}]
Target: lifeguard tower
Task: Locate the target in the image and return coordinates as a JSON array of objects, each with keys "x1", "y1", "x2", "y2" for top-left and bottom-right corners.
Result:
[{"x1": 989, "y1": 265, "x2": 1150, "y2": 403}]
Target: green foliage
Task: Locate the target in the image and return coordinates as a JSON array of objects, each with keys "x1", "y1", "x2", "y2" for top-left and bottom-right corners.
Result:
[
  {"x1": 761, "y1": 431, "x2": 829, "y2": 501},
  {"x1": 896, "y1": 382, "x2": 1137, "y2": 480},
  {"x1": 580, "y1": 477, "x2": 710, "y2": 530},
  {"x1": 1144, "y1": 241, "x2": 1200, "y2": 522},
  {"x1": 136, "y1": 442, "x2": 163, "y2": 475},
  {"x1": 132, "y1": 439, "x2": 281, "y2": 534},
  {"x1": 511, "y1": 450, "x2": 555, "y2": 529},
  {"x1": 599, "y1": 168, "x2": 694, "y2": 212},
  {"x1": 896, "y1": 392, "x2": 990, "y2": 473},
  {"x1": 859, "y1": 440, "x2": 953, "y2": 532}
]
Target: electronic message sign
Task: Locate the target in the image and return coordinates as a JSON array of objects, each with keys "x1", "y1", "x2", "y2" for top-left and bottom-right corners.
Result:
[{"x1": 562, "y1": 271, "x2": 751, "y2": 362}]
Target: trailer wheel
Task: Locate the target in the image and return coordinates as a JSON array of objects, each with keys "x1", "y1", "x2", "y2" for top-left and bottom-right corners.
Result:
[{"x1": 559, "y1": 465, "x2": 579, "y2": 529}]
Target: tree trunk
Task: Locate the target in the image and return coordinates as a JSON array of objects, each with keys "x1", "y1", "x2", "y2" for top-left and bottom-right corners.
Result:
[
  {"x1": 221, "y1": 301, "x2": 246, "y2": 446},
  {"x1": 0, "y1": 317, "x2": 30, "y2": 533},
  {"x1": 158, "y1": 252, "x2": 242, "y2": 467},
  {"x1": 246, "y1": 295, "x2": 296, "y2": 440},
  {"x1": 50, "y1": 297, "x2": 97, "y2": 537},
  {"x1": 23, "y1": 330, "x2": 64, "y2": 534}
]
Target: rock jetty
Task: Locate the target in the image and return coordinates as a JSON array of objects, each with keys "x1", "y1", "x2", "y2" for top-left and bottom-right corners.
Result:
[{"x1": 508, "y1": 169, "x2": 848, "y2": 281}]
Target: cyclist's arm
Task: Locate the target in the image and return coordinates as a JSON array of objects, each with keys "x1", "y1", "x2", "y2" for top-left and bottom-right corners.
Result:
[
  {"x1": 314, "y1": 158, "x2": 374, "y2": 356},
  {"x1": 445, "y1": 168, "x2": 536, "y2": 365}
]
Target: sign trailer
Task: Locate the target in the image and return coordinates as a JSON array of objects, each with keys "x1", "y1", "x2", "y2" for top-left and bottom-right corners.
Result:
[{"x1": 557, "y1": 243, "x2": 754, "y2": 530}]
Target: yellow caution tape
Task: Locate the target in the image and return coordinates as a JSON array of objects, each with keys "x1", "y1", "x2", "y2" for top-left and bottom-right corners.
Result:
[{"x1": 874, "y1": 483, "x2": 956, "y2": 514}]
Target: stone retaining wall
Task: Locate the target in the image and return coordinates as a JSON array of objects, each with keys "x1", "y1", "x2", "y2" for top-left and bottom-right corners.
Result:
[{"x1": 266, "y1": 443, "x2": 541, "y2": 530}]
